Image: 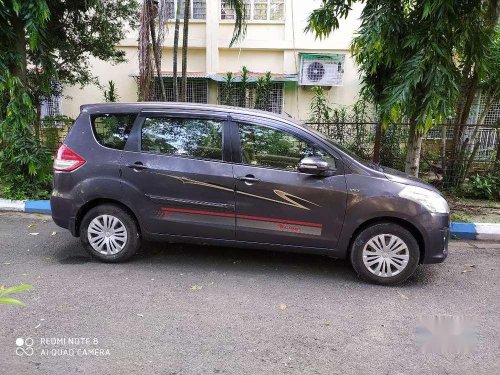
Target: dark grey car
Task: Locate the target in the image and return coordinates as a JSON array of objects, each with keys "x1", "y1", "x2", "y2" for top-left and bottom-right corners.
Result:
[{"x1": 51, "y1": 103, "x2": 449, "y2": 285}]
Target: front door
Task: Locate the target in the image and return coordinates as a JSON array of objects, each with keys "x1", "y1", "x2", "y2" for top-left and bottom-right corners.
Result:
[
  {"x1": 232, "y1": 120, "x2": 347, "y2": 249},
  {"x1": 120, "y1": 113, "x2": 236, "y2": 240}
]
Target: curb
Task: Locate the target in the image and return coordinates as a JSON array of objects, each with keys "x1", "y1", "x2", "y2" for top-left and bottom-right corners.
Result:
[
  {"x1": 1, "y1": 199, "x2": 499, "y2": 240},
  {"x1": 0, "y1": 198, "x2": 51, "y2": 215}
]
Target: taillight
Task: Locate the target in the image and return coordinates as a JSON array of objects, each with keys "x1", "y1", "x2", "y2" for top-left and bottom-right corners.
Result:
[{"x1": 54, "y1": 144, "x2": 86, "y2": 172}]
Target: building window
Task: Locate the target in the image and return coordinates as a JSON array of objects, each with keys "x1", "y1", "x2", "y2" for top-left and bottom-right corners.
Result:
[
  {"x1": 166, "y1": 0, "x2": 206, "y2": 20},
  {"x1": 152, "y1": 78, "x2": 208, "y2": 103},
  {"x1": 217, "y1": 82, "x2": 284, "y2": 114},
  {"x1": 221, "y1": 0, "x2": 285, "y2": 21},
  {"x1": 40, "y1": 94, "x2": 63, "y2": 118}
]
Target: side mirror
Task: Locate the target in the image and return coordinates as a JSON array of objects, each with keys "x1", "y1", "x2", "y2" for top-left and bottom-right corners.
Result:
[{"x1": 298, "y1": 156, "x2": 333, "y2": 175}]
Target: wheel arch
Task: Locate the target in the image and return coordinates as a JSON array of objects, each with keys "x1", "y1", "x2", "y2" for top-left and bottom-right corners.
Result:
[
  {"x1": 346, "y1": 216, "x2": 425, "y2": 263},
  {"x1": 74, "y1": 198, "x2": 142, "y2": 238}
]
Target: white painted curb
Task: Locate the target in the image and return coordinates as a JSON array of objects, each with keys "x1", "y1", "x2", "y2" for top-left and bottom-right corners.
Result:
[
  {"x1": 0, "y1": 198, "x2": 25, "y2": 212},
  {"x1": 475, "y1": 224, "x2": 500, "y2": 241}
]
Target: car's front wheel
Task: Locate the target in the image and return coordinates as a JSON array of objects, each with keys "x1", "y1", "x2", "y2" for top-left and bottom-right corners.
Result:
[
  {"x1": 350, "y1": 223, "x2": 420, "y2": 285},
  {"x1": 80, "y1": 204, "x2": 141, "y2": 262}
]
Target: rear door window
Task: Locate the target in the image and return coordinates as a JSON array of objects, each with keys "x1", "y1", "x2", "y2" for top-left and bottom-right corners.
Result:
[
  {"x1": 141, "y1": 117, "x2": 223, "y2": 161},
  {"x1": 91, "y1": 113, "x2": 137, "y2": 150}
]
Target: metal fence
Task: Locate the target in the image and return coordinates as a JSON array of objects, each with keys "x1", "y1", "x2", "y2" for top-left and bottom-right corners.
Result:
[
  {"x1": 38, "y1": 118, "x2": 73, "y2": 153},
  {"x1": 306, "y1": 121, "x2": 499, "y2": 188}
]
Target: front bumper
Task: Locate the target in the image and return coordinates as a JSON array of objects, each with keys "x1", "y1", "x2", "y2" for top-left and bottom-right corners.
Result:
[{"x1": 420, "y1": 213, "x2": 450, "y2": 264}]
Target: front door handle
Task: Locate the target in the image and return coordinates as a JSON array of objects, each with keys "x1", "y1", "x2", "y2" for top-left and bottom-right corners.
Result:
[
  {"x1": 237, "y1": 175, "x2": 260, "y2": 184},
  {"x1": 127, "y1": 162, "x2": 149, "y2": 171}
]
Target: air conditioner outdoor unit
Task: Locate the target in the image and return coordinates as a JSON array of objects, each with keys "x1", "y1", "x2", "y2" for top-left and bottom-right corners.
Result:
[{"x1": 299, "y1": 54, "x2": 345, "y2": 86}]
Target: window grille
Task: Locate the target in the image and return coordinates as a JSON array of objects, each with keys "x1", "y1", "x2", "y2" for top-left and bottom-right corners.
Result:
[
  {"x1": 217, "y1": 82, "x2": 284, "y2": 113},
  {"x1": 479, "y1": 96, "x2": 500, "y2": 126},
  {"x1": 40, "y1": 94, "x2": 63, "y2": 118},
  {"x1": 166, "y1": 0, "x2": 205, "y2": 19},
  {"x1": 221, "y1": 0, "x2": 284, "y2": 21},
  {"x1": 152, "y1": 78, "x2": 208, "y2": 103}
]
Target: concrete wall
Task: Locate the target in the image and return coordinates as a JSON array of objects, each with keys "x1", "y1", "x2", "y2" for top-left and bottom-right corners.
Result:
[{"x1": 61, "y1": 0, "x2": 363, "y2": 121}]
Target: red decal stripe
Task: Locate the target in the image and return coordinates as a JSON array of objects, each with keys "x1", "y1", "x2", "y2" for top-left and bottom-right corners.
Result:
[
  {"x1": 236, "y1": 214, "x2": 322, "y2": 228},
  {"x1": 160, "y1": 207, "x2": 235, "y2": 218},
  {"x1": 160, "y1": 207, "x2": 322, "y2": 228}
]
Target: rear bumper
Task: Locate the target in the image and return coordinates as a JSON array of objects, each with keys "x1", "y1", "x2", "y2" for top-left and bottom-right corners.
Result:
[
  {"x1": 50, "y1": 194, "x2": 78, "y2": 236},
  {"x1": 420, "y1": 213, "x2": 450, "y2": 264}
]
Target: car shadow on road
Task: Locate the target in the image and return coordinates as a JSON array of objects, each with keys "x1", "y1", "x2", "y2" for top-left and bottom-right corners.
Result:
[{"x1": 54, "y1": 238, "x2": 439, "y2": 287}]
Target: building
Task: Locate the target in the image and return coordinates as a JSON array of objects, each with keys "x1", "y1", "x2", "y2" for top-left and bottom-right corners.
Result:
[{"x1": 52, "y1": 0, "x2": 364, "y2": 121}]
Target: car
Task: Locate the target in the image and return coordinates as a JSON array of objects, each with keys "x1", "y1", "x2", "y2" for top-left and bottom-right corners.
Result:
[{"x1": 51, "y1": 102, "x2": 449, "y2": 285}]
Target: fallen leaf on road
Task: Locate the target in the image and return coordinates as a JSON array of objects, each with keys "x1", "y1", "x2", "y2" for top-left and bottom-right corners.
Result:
[
  {"x1": 190, "y1": 285, "x2": 203, "y2": 291},
  {"x1": 465, "y1": 264, "x2": 477, "y2": 268},
  {"x1": 397, "y1": 291, "x2": 409, "y2": 300},
  {"x1": 279, "y1": 303, "x2": 287, "y2": 311},
  {"x1": 28, "y1": 223, "x2": 37, "y2": 228},
  {"x1": 51, "y1": 232, "x2": 57, "y2": 236},
  {"x1": 29, "y1": 233, "x2": 39, "y2": 236}
]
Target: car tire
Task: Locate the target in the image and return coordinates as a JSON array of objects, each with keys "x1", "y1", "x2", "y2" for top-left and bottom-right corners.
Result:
[
  {"x1": 80, "y1": 204, "x2": 141, "y2": 262},
  {"x1": 350, "y1": 223, "x2": 420, "y2": 285}
]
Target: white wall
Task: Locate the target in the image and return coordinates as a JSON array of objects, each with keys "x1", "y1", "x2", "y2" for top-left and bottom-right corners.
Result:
[{"x1": 61, "y1": 0, "x2": 364, "y2": 120}]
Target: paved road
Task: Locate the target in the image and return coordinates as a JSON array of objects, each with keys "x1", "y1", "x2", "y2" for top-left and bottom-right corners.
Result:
[{"x1": 1, "y1": 212, "x2": 499, "y2": 375}]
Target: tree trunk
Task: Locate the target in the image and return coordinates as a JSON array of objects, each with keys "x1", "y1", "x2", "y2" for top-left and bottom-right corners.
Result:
[
  {"x1": 180, "y1": 0, "x2": 190, "y2": 102},
  {"x1": 440, "y1": 124, "x2": 447, "y2": 179},
  {"x1": 404, "y1": 116, "x2": 424, "y2": 177},
  {"x1": 10, "y1": 14, "x2": 27, "y2": 82},
  {"x1": 149, "y1": 0, "x2": 166, "y2": 102},
  {"x1": 172, "y1": 0, "x2": 182, "y2": 102},
  {"x1": 372, "y1": 120, "x2": 383, "y2": 163}
]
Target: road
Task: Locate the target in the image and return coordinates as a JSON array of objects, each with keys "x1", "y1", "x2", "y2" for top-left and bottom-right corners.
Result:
[{"x1": 1, "y1": 211, "x2": 499, "y2": 374}]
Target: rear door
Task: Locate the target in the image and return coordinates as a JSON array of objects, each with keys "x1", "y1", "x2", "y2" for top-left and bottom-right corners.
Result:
[
  {"x1": 120, "y1": 110, "x2": 236, "y2": 240},
  {"x1": 230, "y1": 117, "x2": 347, "y2": 249}
]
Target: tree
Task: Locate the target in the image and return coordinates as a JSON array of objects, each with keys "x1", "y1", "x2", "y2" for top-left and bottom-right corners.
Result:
[
  {"x1": 1, "y1": 0, "x2": 138, "y2": 199},
  {"x1": 180, "y1": 0, "x2": 191, "y2": 102},
  {"x1": 176, "y1": 0, "x2": 248, "y2": 102},
  {"x1": 307, "y1": 0, "x2": 494, "y2": 177},
  {"x1": 172, "y1": 0, "x2": 183, "y2": 101},
  {"x1": 445, "y1": 2, "x2": 499, "y2": 187},
  {"x1": 138, "y1": 0, "x2": 168, "y2": 101}
]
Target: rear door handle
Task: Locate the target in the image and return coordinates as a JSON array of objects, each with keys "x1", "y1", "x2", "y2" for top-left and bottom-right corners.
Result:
[
  {"x1": 237, "y1": 175, "x2": 260, "y2": 183},
  {"x1": 127, "y1": 162, "x2": 149, "y2": 171}
]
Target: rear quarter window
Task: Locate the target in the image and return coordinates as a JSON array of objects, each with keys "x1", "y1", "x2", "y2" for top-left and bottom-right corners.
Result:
[{"x1": 91, "y1": 113, "x2": 137, "y2": 150}]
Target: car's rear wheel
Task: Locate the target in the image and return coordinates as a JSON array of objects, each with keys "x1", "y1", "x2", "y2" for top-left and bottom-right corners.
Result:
[
  {"x1": 80, "y1": 204, "x2": 140, "y2": 262},
  {"x1": 350, "y1": 223, "x2": 420, "y2": 285}
]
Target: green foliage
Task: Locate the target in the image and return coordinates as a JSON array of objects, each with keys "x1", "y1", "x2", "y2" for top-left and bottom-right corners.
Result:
[
  {"x1": 37, "y1": 0, "x2": 139, "y2": 88},
  {"x1": 221, "y1": 72, "x2": 235, "y2": 106},
  {"x1": 239, "y1": 66, "x2": 249, "y2": 108},
  {"x1": 225, "y1": 0, "x2": 248, "y2": 47},
  {"x1": 379, "y1": 124, "x2": 407, "y2": 170},
  {"x1": 467, "y1": 174, "x2": 500, "y2": 200},
  {"x1": 0, "y1": 127, "x2": 53, "y2": 200},
  {"x1": 309, "y1": 86, "x2": 331, "y2": 124},
  {"x1": 103, "y1": 80, "x2": 120, "y2": 102},
  {"x1": 0, "y1": 284, "x2": 32, "y2": 306},
  {"x1": 254, "y1": 72, "x2": 272, "y2": 111}
]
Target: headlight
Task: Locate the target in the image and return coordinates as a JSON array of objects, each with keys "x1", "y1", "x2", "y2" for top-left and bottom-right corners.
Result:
[{"x1": 398, "y1": 185, "x2": 449, "y2": 214}]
